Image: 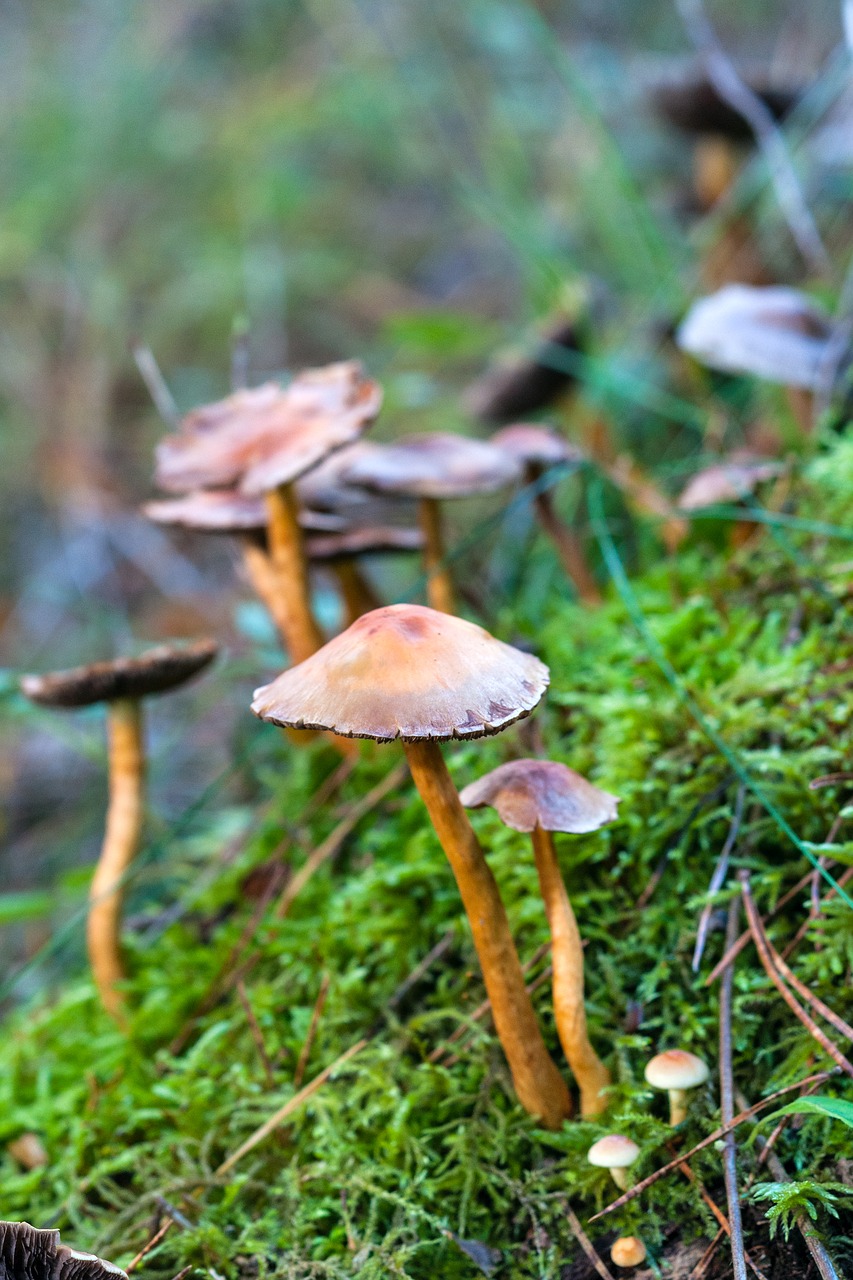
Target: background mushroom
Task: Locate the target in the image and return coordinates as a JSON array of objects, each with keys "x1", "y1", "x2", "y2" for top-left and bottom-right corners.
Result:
[
  {"x1": 610, "y1": 1236, "x2": 647, "y2": 1268},
  {"x1": 343, "y1": 434, "x2": 520, "y2": 613},
  {"x1": 0, "y1": 1221, "x2": 127, "y2": 1280},
  {"x1": 676, "y1": 452, "x2": 784, "y2": 549},
  {"x1": 251, "y1": 603, "x2": 571, "y2": 1127},
  {"x1": 460, "y1": 759, "x2": 618, "y2": 1114},
  {"x1": 20, "y1": 640, "x2": 218, "y2": 1022},
  {"x1": 305, "y1": 525, "x2": 424, "y2": 625},
  {"x1": 586, "y1": 1134, "x2": 640, "y2": 1190},
  {"x1": 644, "y1": 1049, "x2": 709, "y2": 1125}
]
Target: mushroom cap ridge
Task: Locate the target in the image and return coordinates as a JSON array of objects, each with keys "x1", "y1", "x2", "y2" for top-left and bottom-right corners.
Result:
[
  {"x1": 21, "y1": 640, "x2": 219, "y2": 709},
  {"x1": 644, "y1": 1049, "x2": 709, "y2": 1090},
  {"x1": 251, "y1": 603, "x2": 548, "y2": 742},
  {"x1": 459, "y1": 759, "x2": 619, "y2": 834},
  {"x1": 0, "y1": 1221, "x2": 127, "y2": 1280}
]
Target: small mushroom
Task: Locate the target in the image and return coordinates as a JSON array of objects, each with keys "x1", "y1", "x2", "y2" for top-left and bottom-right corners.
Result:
[
  {"x1": 0, "y1": 1221, "x2": 126, "y2": 1280},
  {"x1": 677, "y1": 452, "x2": 784, "y2": 549},
  {"x1": 644, "y1": 1049, "x2": 709, "y2": 1125},
  {"x1": 460, "y1": 759, "x2": 618, "y2": 1115},
  {"x1": 610, "y1": 1237, "x2": 647, "y2": 1269},
  {"x1": 586, "y1": 1134, "x2": 640, "y2": 1191},
  {"x1": 491, "y1": 424, "x2": 600, "y2": 605},
  {"x1": 20, "y1": 640, "x2": 218, "y2": 1021},
  {"x1": 343, "y1": 434, "x2": 520, "y2": 613},
  {"x1": 251, "y1": 603, "x2": 571, "y2": 1127},
  {"x1": 464, "y1": 311, "x2": 588, "y2": 425}
]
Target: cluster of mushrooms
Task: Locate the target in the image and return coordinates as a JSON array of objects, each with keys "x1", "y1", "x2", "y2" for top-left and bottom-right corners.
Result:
[{"x1": 20, "y1": 356, "x2": 712, "y2": 1269}]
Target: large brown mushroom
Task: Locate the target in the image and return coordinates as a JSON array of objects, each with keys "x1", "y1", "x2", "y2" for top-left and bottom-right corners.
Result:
[
  {"x1": 343, "y1": 434, "x2": 520, "y2": 614},
  {"x1": 251, "y1": 604, "x2": 571, "y2": 1127},
  {"x1": 20, "y1": 640, "x2": 218, "y2": 1022},
  {"x1": 460, "y1": 759, "x2": 618, "y2": 1115},
  {"x1": 0, "y1": 1222, "x2": 126, "y2": 1280}
]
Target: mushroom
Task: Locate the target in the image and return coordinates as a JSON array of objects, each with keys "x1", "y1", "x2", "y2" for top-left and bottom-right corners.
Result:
[
  {"x1": 343, "y1": 434, "x2": 521, "y2": 614},
  {"x1": 20, "y1": 640, "x2": 218, "y2": 1021},
  {"x1": 644, "y1": 1049, "x2": 709, "y2": 1125},
  {"x1": 305, "y1": 525, "x2": 424, "y2": 625},
  {"x1": 460, "y1": 759, "x2": 618, "y2": 1115},
  {"x1": 0, "y1": 1221, "x2": 126, "y2": 1280},
  {"x1": 154, "y1": 361, "x2": 382, "y2": 663},
  {"x1": 491, "y1": 424, "x2": 600, "y2": 605},
  {"x1": 251, "y1": 603, "x2": 571, "y2": 1127},
  {"x1": 586, "y1": 1134, "x2": 640, "y2": 1190},
  {"x1": 676, "y1": 452, "x2": 784, "y2": 549},
  {"x1": 464, "y1": 311, "x2": 588, "y2": 425},
  {"x1": 610, "y1": 1237, "x2": 647, "y2": 1269}
]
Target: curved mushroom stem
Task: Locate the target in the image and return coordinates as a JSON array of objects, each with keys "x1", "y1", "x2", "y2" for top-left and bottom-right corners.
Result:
[
  {"x1": 88, "y1": 698, "x2": 145, "y2": 1023},
  {"x1": 404, "y1": 740, "x2": 571, "y2": 1128},
  {"x1": 240, "y1": 535, "x2": 292, "y2": 644},
  {"x1": 529, "y1": 467, "x2": 601, "y2": 606},
  {"x1": 418, "y1": 497, "x2": 454, "y2": 615},
  {"x1": 609, "y1": 1166, "x2": 630, "y2": 1192},
  {"x1": 668, "y1": 1088, "x2": 689, "y2": 1127},
  {"x1": 531, "y1": 825, "x2": 611, "y2": 1116},
  {"x1": 333, "y1": 559, "x2": 383, "y2": 626},
  {"x1": 265, "y1": 482, "x2": 325, "y2": 664}
]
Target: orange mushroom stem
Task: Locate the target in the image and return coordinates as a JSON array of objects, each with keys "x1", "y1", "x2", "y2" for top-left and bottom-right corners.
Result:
[
  {"x1": 418, "y1": 496, "x2": 454, "y2": 614},
  {"x1": 265, "y1": 482, "x2": 325, "y2": 664}
]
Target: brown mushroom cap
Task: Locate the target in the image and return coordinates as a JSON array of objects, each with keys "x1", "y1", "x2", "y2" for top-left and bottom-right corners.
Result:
[
  {"x1": 677, "y1": 455, "x2": 783, "y2": 511},
  {"x1": 154, "y1": 362, "x2": 382, "y2": 496},
  {"x1": 652, "y1": 70, "x2": 800, "y2": 140},
  {"x1": 142, "y1": 490, "x2": 342, "y2": 533},
  {"x1": 0, "y1": 1222, "x2": 127, "y2": 1280},
  {"x1": 491, "y1": 423, "x2": 584, "y2": 471},
  {"x1": 342, "y1": 433, "x2": 521, "y2": 500},
  {"x1": 251, "y1": 603, "x2": 548, "y2": 741},
  {"x1": 459, "y1": 759, "x2": 619, "y2": 834},
  {"x1": 587, "y1": 1135, "x2": 640, "y2": 1169},
  {"x1": 464, "y1": 315, "x2": 585, "y2": 424},
  {"x1": 305, "y1": 525, "x2": 424, "y2": 562},
  {"x1": 645, "y1": 1049, "x2": 709, "y2": 1090},
  {"x1": 20, "y1": 640, "x2": 218, "y2": 709}
]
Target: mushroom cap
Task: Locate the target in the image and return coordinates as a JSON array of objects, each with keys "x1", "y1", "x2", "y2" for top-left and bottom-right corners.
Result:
[
  {"x1": 20, "y1": 640, "x2": 218, "y2": 709},
  {"x1": 652, "y1": 70, "x2": 799, "y2": 140},
  {"x1": 465, "y1": 315, "x2": 583, "y2": 424},
  {"x1": 677, "y1": 454, "x2": 783, "y2": 511},
  {"x1": 644, "y1": 1049, "x2": 709, "y2": 1091},
  {"x1": 587, "y1": 1135, "x2": 640, "y2": 1169},
  {"x1": 0, "y1": 1222, "x2": 127, "y2": 1280},
  {"x1": 610, "y1": 1237, "x2": 647, "y2": 1268},
  {"x1": 342, "y1": 433, "x2": 521, "y2": 500},
  {"x1": 142, "y1": 490, "x2": 342, "y2": 533},
  {"x1": 459, "y1": 759, "x2": 619, "y2": 834},
  {"x1": 491, "y1": 423, "x2": 584, "y2": 471},
  {"x1": 251, "y1": 603, "x2": 548, "y2": 742},
  {"x1": 676, "y1": 285, "x2": 833, "y2": 390},
  {"x1": 305, "y1": 525, "x2": 424, "y2": 562},
  {"x1": 154, "y1": 362, "x2": 382, "y2": 496}
]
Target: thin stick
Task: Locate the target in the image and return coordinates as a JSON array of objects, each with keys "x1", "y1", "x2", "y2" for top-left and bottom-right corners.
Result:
[
  {"x1": 719, "y1": 897, "x2": 748, "y2": 1280},
  {"x1": 588, "y1": 1067, "x2": 836, "y2": 1220},
  {"x1": 673, "y1": 1156, "x2": 767, "y2": 1280},
  {"x1": 130, "y1": 341, "x2": 180, "y2": 429},
  {"x1": 564, "y1": 1204, "x2": 616, "y2": 1280},
  {"x1": 125, "y1": 1219, "x2": 172, "y2": 1273},
  {"x1": 761, "y1": 926, "x2": 853, "y2": 1046},
  {"x1": 693, "y1": 784, "x2": 745, "y2": 971},
  {"x1": 236, "y1": 980, "x2": 276, "y2": 1089},
  {"x1": 293, "y1": 972, "x2": 330, "y2": 1089},
  {"x1": 740, "y1": 872, "x2": 853, "y2": 1078}
]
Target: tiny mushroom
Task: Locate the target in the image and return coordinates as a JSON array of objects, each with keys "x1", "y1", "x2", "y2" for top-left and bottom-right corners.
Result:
[
  {"x1": 0, "y1": 1221, "x2": 126, "y2": 1280},
  {"x1": 586, "y1": 1134, "x2": 640, "y2": 1191},
  {"x1": 610, "y1": 1237, "x2": 647, "y2": 1269},
  {"x1": 645, "y1": 1049, "x2": 709, "y2": 1125},
  {"x1": 491, "y1": 424, "x2": 600, "y2": 605},
  {"x1": 21, "y1": 640, "x2": 218, "y2": 1022},
  {"x1": 343, "y1": 433, "x2": 520, "y2": 614},
  {"x1": 251, "y1": 603, "x2": 571, "y2": 1127},
  {"x1": 677, "y1": 452, "x2": 784, "y2": 549},
  {"x1": 460, "y1": 759, "x2": 619, "y2": 1115}
]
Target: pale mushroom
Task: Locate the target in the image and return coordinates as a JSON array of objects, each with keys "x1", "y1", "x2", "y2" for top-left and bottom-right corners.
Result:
[
  {"x1": 644, "y1": 1049, "x2": 709, "y2": 1125},
  {"x1": 587, "y1": 1134, "x2": 640, "y2": 1191}
]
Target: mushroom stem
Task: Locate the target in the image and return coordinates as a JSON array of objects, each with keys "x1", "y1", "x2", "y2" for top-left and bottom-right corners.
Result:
[
  {"x1": 265, "y1": 482, "x2": 325, "y2": 663},
  {"x1": 240, "y1": 536, "x2": 292, "y2": 644},
  {"x1": 609, "y1": 1166, "x2": 630, "y2": 1192},
  {"x1": 418, "y1": 497, "x2": 454, "y2": 615},
  {"x1": 332, "y1": 560, "x2": 383, "y2": 626},
  {"x1": 668, "y1": 1088, "x2": 689, "y2": 1127},
  {"x1": 531, "y1": 825, "x2": 611, "y2": 1116},
  {"x1": 88, "y1": 698, "x2": 145, "y2": 1023},
  {"x1": 529, "y1": 468, "x2": 601, "y2": 606},
  {"x1": 404, "y1": 740, "x2": 571, "y2": 1127}
]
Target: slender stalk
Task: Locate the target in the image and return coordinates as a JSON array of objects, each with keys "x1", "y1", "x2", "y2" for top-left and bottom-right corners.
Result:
[
  {"x1": 240, "y1": 536, "x2": 291, "y2": 644},
  {"x1": 265, "y1": 482, "x2": 324, "y2": 664},
  {"x1": 418, "y1": 497, "x2": 454, "y2": 614},
  {"x1": 531, "y1": 826, "x2": 610, "y2": 1115},
  {"x1": 332, "y1": 560, "x2": 382, "y2": 626},
  {"x1": 88, "y1": 699, "x2": 145, "y2": 1022},
  {"x1": 529, "y1": 468, "x2": 601, "y2": 605},
  {"x1": 720, "y1": 897, "x2": 748, "y2": 1280},
  {"x1": 404, "y1": 740, "x2": 571, "y2": 1128}
]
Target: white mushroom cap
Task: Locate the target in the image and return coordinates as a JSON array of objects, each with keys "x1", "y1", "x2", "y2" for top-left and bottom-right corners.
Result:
[
  {"x1": 611, "y1": 1237, "x2": 647, "y2": 1268},
  {"x1": 586, "y1": 1134, "x2": 640, "y2": 1169},
  {"x1": 644, "y1": 1049, "x2": 709, "y2": 1090}
]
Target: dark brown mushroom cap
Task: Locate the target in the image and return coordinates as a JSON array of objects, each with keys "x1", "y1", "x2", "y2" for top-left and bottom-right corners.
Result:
[
  {"x1": 342, "y1": 434, "x2": 521, "y2": 500},
  {"x1": 491, "y1": 424, "x2": 584, "y2": 471},
  {"x1": 677, "y1": 454, "x2": 783, "y2": 511},
  {"x1": 305, "y1": 525, "x2": 424, "y2": 562},
  {"x1": 0, "y1": 1222, "x2": 126, "y2": 1280},
  {"x1": 251, "y1": 603, "x2": 548, "y2": 741},
  {"x1": 465, "y1": 316, "x2": 584, "y2": 424},
  {"x1": 459, "y1": 759, "x2": 619, "y2": 834},
  {"x1": 154, "y1": 362, "x2": 382, "y2": 496},
  {"x1": 652, "y1": 71, "x2": 800, "y2": 140},
  {"x1": 20, "y1": 640, "x2": 219, "y2": 709},
  {"x1": 142, "y1": 490, "x2": 342, "y2": 533}
]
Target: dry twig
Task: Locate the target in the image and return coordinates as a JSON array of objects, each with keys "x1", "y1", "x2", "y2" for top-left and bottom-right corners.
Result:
[
  {"x1": 718, "y1": 897, "x2": 748, "y2": 1280},
  {"x1": 564, "y1": 1203, "x2": 616, "y2": 1280},
  {"x1": 693, "y1": 785, "x2": 745, "y2": 971}
]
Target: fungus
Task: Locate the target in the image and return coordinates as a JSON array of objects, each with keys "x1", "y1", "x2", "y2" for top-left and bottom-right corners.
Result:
[
  {"x1": 586, "y1": 1135, "x2": 640, "y2": 1190},
  {"x1": 251, "y1": 603, "x2": 571, "y2": 1127},
  {"x1": 0, "y1": 1221, "x2": 126, "y2": 1280},
  {"x1": 610, "y1": 1236, "x2": 647, "y2": 1268},
  {"x1": 460, "y1": 759, "x2": 618, "y2": 1114},
  {"x1": 464, "y1": 310, "x2": 588, "y2": 425},
  {"x1": 644, "y1": 1049, "x2": 709, "y2": 1125},
  {"x1": 491, "y1": 424, "x2": 600, "y2": 605},
  {"x1": 305, "y1": 525, "x2": 424, "y2": 625},
  {"x1": 343, "y1": 434, "x2": 520, "y2": 613},
  {"x1": 677, "y1": 452, "x2": 784, "y2": 549},
  {"x1": 20, "y1": 639, "x2": 218, "y2": 1021}
]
